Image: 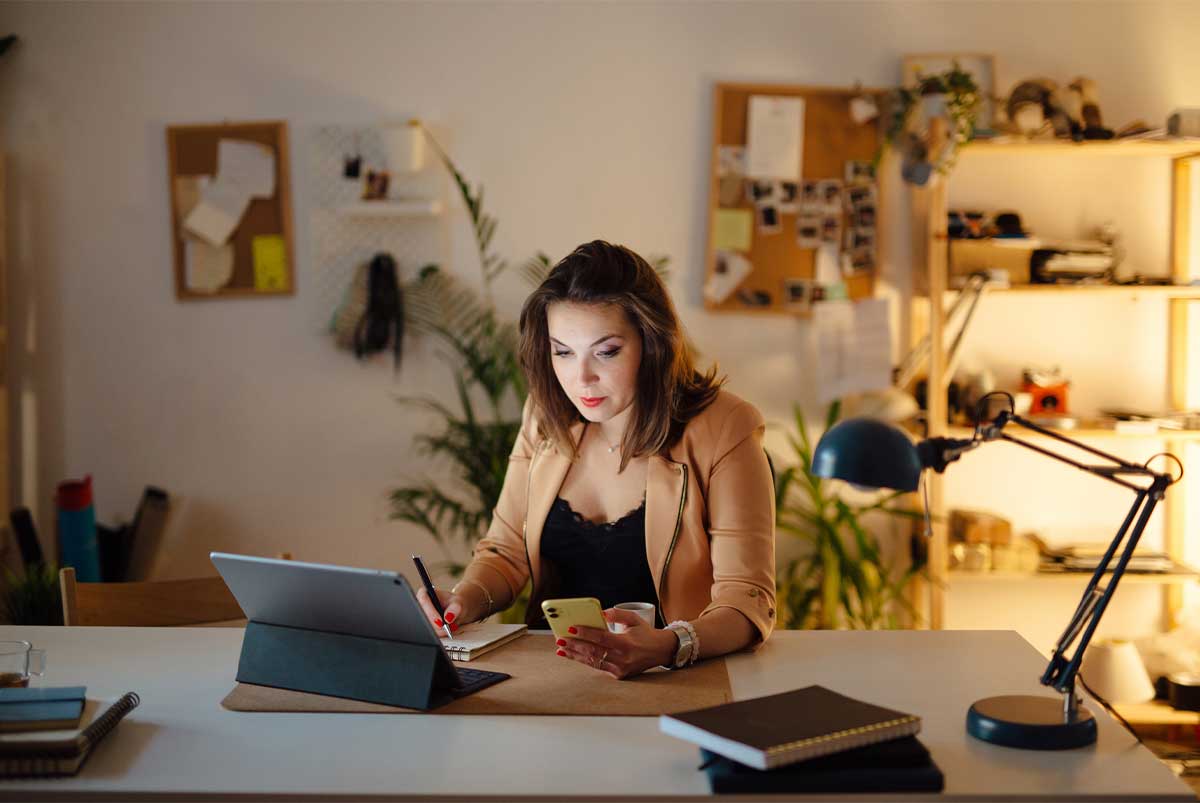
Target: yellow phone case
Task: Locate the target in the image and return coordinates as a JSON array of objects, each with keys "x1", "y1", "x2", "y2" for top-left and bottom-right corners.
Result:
[{"x1": 541, "y1": 597, "x2": 607, "y2": 640}]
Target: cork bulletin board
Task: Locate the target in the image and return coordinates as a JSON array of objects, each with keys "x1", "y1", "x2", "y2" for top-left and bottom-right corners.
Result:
[
  {"x1": 166, "y1": 120, "x2": 295, "y2": 300},
  {"x1": 703, "y1": 83, "x2": 888, "y2": 316}
]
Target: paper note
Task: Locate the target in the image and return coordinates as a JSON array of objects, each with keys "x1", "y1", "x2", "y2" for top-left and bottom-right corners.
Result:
[
  {"x1": 746, "y1": 95, "x2": 804, "y2": 180},
  {"x1": 218, "y1": 139, "x2": 276, "y2": 198},
  {"x1": 252, "y1": 235, "x2": 288, "y2": 291},
  {"x1": 184, "y1": 236, "x2": 234, "y2": 293},
  {"x1": 713, "y1": 209, "x2": 753, "y2": 251},
  {"x1": 705, "y1": 250, "x2": 753, "y2": 304},
  {"x1": 815, "y1": 243, "x2": 841, "y2": 284},
  {"x1": 183, "y1": 178, "x2": 251, "y2": 246},
  {"x1": 813, "y1": 298, "x2": 892, "y2": 404}
]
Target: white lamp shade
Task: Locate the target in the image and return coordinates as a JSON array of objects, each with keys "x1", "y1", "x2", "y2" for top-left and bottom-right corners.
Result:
[
  {"x1": 383, "y1": 120, "x2": 425, "y2": 173},
  {"x1": 1081, "y1": 639, "x2": 1155, "y2": 704}
]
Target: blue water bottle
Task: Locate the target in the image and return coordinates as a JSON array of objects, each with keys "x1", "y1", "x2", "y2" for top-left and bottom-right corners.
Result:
[{"x1": 56, "y1": 474, "x2": 101, "y2": 582}]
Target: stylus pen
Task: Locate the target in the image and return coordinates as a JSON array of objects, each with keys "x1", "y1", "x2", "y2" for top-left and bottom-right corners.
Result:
[{"x1": 412, "y1": 555, "x2": 455, "y2": 641}]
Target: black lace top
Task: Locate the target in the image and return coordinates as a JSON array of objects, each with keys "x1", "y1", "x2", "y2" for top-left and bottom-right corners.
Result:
[{"x1": 538, "y1": 496, "x2": 663, "y2": 627}]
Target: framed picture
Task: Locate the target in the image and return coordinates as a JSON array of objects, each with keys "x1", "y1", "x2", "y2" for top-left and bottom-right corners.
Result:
[{"x1": 902, "y1": 53, "x2": 996, "y2": 134}]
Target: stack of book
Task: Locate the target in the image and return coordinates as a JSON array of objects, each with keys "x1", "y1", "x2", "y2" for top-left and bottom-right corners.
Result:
[
  {"x1": 659, "y1": 685, "x2": 942, "y2": 794},
  {"x1": 0, "y1": 688, "x2": 140, "y2": 777}
]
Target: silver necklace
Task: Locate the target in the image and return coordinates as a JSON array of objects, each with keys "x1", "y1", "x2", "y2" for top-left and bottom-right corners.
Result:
[{"x1": 595, "y1": 426, "x2": 620, "y2": 454}]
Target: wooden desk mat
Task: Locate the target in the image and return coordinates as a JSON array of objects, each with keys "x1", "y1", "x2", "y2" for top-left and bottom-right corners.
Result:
[{"x1": 221, "y1": 633, "x2": 731, "y2": 716}]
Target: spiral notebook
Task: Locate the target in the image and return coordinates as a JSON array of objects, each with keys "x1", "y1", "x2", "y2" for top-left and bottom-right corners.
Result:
[
  {"x1": 660, "y1": 685, "x2": 920, "y2": 770},
  {"x1": 0, "y1": 692, "x2": 140, "y2": 777},
  {"x1": 440, "y1": 623, "x2": 527, "y2": 661}
]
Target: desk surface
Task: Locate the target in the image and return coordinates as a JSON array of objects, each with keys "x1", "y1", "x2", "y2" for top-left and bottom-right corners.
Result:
[{"x1": 0, "y1": 626, "x2": 1190, "y2": 802}]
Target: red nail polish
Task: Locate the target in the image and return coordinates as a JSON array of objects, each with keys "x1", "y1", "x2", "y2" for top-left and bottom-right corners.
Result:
[
  {"x1": 445, "y1": 611, "x2": 456, "y2": 623},
  {"x1": 556, "y1": 649, "x2": 567, "y2": 657},
  {"x1": 450, "y1": 622, "x2": 459, "y2": 632},
  {"x1": 434, "y1": 619, "x2": 442, "y2": 628},
  {"x1": 567, "y1": 626, "x2": 578, "y2": 635},
  {"x1": 556, "y1": 638, "x2": 566, "y2": 647}
]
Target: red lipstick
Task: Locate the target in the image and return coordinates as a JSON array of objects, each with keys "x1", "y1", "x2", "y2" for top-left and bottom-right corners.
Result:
[{"x1": 580, "y1": 397, "x2": 605, "y2": 408}]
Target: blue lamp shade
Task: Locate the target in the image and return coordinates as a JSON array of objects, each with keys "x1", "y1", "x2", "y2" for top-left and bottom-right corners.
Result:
[{"x1": 811, "y1": 418, "x2": 923, "y2": 493}]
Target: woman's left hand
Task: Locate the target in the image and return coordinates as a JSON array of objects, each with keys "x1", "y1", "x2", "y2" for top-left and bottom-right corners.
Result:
[{"x1": 555, "y1": 608, "x2": 678, "y2": 679}]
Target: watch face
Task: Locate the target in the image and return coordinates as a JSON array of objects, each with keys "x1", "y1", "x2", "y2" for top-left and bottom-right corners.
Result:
[{"x1": 672, "y1": 629, "x2": 693, "y2": 667}]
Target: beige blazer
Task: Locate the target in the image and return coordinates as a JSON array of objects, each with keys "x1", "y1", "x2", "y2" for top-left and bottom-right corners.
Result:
[{"x1": 462, "y1": 389, "x2": 777, "y2": 644}]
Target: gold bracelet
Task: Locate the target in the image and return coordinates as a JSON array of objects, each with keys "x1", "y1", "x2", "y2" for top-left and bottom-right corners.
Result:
[{"x1": 452, "y1": 578, "x2": 494, "y2": 618}]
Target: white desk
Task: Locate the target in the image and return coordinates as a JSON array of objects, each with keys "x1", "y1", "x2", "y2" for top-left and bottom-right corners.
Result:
[{"x1": 0, "y1": 626, "x2": 1191, "y2": 801}]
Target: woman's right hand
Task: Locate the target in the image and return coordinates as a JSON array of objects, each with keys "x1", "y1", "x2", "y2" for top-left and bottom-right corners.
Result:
[{"x1": 415, "y1": 586, "x2": 463, "y2": 633}]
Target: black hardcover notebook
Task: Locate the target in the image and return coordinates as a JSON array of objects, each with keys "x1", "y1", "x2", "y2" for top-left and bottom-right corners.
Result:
[
  {"x1": 660, "y1": 685, "x2": 920, "y2": 770},
  {"x1": 701, "y1": 735, "x2": 944, "y2": 794},
  {"x1": 0, "y1": 693, "x2": 140, "y2": 778}
]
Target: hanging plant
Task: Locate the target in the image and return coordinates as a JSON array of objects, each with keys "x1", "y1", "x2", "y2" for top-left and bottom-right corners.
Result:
[{"x1": 885, "y1": 63, "x2": 981, "y2": 185}]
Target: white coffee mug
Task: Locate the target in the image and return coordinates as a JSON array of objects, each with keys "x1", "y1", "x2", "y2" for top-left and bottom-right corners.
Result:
[{"x1": 609, "y1": 601, "x2": 656, "y2": 633}]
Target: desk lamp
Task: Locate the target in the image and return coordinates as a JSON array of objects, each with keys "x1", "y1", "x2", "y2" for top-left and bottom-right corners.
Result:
[{"x1": 812, "y1": 392, "x2": 1182, "y2": 750}]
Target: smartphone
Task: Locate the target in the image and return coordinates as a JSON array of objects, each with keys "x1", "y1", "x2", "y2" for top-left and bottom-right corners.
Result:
[{"x1": 541, "y1": 597, "x2": 607, "y2": 640}]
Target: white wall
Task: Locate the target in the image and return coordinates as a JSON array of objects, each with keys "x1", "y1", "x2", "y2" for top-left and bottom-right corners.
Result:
[{"x1": 2, "y1": 1, "x2": 1199, "y2": 643}]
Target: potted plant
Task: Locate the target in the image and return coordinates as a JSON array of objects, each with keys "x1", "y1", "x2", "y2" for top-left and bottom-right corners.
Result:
[
  {"x1": 1, "y1": 562, "x2": 64, "y2": 626},
  {"x1": 885, "y1": 63, "x2": 982, "y2": 185},
  {"x1": 773, "y1": 401, "x2": 927, "y2": 629}
]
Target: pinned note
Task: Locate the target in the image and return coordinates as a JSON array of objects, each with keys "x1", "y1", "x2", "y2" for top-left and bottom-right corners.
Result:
[
  {"x1": 813, "y1": 298, "x2": 892, "y2": 404},
  {"x1": 746, "y1": 95, "x2": 804, "y2": 180},
  {"x1": 252, "y1": 235, "x2": 288, "y2": 291},
  {"x1": 713, "y1": 209, "x2": 753, "y2": 252}
]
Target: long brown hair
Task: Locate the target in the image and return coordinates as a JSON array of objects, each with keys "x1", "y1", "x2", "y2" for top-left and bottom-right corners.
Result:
[{"x1": 518, "y1": 240, "x2": 723, "y2": 467}]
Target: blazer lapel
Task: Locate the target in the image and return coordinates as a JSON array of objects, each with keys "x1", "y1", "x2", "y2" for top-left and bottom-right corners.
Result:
[
  {"x1": 523, "y1": 420, "x2": 584, "y2": 590},
  {"x1": 645, "y1": 454, "x2": 688, "y2": 605}
]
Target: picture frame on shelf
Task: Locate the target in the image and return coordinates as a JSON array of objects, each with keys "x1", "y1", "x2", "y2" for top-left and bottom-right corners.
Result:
[{"x1": 902, "y1": 52, "x2": 997, "y2": 135}]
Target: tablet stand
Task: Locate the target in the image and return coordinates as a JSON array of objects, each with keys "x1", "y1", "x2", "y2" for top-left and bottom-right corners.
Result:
[{"x1": 236, "y1": 620, "x2": 456, "y2": 710}]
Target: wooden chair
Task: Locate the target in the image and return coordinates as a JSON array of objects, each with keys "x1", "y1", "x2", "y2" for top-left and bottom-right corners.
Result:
[
  {"x1": 59, "y1": 552, "x2": 295, "y2": 626},
  {"x1": 59, "y1": 567, "x2": 244, "y2": 626}
]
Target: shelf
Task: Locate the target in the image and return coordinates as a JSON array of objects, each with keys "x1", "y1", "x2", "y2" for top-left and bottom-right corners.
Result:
[
  {"x1": 334, "y1": 200, "x2": 442, "y2": 217},
  {"x1": 920, "y1": 284, "x2": 1200, "y2": 300},
  {"x1": 976, "y1": 284, "x2": 1200, "y2": 299},
  {"x1": 942, "y1": 424, "x2": 1200, "y2": 441},
  {"x1": 948, "y1": 569, "x2": 1199, "y2": 586},
  {"x1": 962, "y1": 138, "x2": 1200, "y2": 158},
  {"x1": 1112, "y1": 700, "x2": 1200, "y2": 726}
]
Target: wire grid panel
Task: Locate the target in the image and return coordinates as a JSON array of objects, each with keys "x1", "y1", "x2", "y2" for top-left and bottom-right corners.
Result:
[{"x1": 308, "y1": 125, "x2": 445, "y2": 333}]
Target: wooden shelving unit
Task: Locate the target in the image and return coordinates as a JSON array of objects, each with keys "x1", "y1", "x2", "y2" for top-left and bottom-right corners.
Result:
[
  {"x1": 942, "y1": 424, "x2": 1200, "y2": 442},
  {"x1": 962, "y1": 137, "x2": 1200, "y2": 157},
  {"x1": 909, "y1": 139, "x2": 1200, "y2": 634},
  {"x1": 949, "y1": 569, "x2": 1200, "y2": 585}
]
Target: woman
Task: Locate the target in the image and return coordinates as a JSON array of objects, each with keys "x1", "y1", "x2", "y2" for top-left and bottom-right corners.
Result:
[{"x1": 417, "y1": 240, "x2": 775, "y2": 678}]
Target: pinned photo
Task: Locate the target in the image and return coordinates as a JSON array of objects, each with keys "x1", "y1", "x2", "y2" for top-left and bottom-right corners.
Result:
[
  {"x1": 783, "y1": 277, "x2": 816, "y2": 312},
  {"x1": 849, "y1": 228, "x2": 876, "y2": 251},
  {"x1": 746, "y1": 178, "x2": 776, "y2": 205},
  {"x1": 817, "y1": 179, "x2": 843, "y2": 213},
  {"x1": 800, "y1": 180, "x2": 821, "y2": 212},
  {"x1": 796, "y1": 215, "x2": 822, "y2": 249},
  {"x1": 717, "y1": 145, "x2": 747, "y2": 177},
  {"x1": 820, "y1": 215, "x2": 842, "y2": 245},
  {"x1": 778, "y1": 181, "x2": 799, "y2": 213},
  {"x1": 843, "y1": 246, "x2": 876, "y2": 275},
  {"x1": 853, "y1": 203, "x2": 876, "y2": 229},
  {"x1": 845, "y1": 160, "x2": 875, "y2": 186},
  {"x1": 757, "y1": 204, "x2": 782, "y2": 234},
  {"x1": 846, "y1": 184, "x2": 876, "y2": 209}
]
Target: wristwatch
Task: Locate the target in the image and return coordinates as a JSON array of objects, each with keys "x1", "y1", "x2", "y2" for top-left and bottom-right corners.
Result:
[{"x1": 665, "y1": 622, "x2": 695, "y2": 669}]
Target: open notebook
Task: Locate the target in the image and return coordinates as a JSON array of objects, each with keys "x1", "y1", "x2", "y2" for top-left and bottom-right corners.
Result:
[{"x1": 440, "y1": 623, "x2": 527, "y2": 661}]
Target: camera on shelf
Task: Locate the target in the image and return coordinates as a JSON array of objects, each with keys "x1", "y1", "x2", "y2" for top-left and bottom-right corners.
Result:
[{"x1": 1022, "y1": 367, "x2": 1070, "y2": 416}]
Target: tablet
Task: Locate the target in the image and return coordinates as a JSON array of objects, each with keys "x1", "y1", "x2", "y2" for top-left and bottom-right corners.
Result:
[
  {"x1": 210, "y1": 552, "x2": 437, "y2": 645},
  {"x1": 210, "y1": 552, "x2": 511, "y2": 705}
]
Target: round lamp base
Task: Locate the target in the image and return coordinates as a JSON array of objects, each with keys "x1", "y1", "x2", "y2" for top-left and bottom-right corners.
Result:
[{"x1": 967, "y1": 695, "x2": 1097, "y2": 750}]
